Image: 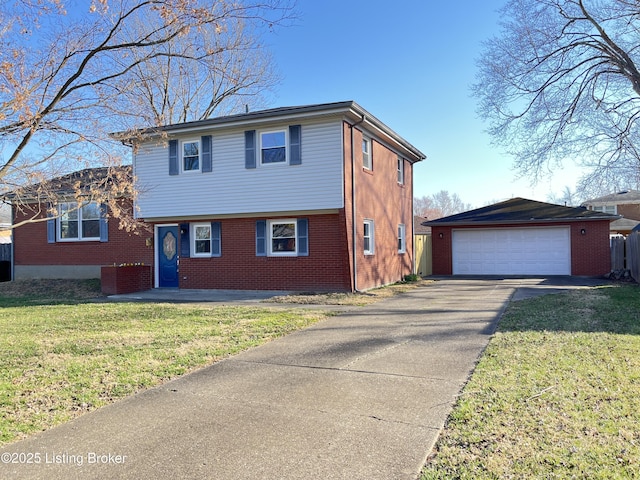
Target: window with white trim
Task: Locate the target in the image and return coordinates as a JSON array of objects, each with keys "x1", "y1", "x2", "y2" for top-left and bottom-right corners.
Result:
[
  {"x1": 362, "y1": 137, "x2": 372, "y2": 170},
  {"x1": 269, "y1": 220, "x2": 297, "y2": 255},
  {"x1": 182, "y1": 139, "x2": 200, "y2": 172},
  {"x1": 260, "y1": 130, "x2": 287, "y2": 164},
  {"x1": 192, "y1": 223, "x2": 212, "y2": 256},
  {"x1": 58, "y1": 202, "x2": 100, "y2": 241},
  {"x1": 398, "y1": 224, "x2": 406, "y2": 253},
  {"x1": 363, "y1": 219, "x2": 374, "y2": 255},
  {"x1": 593, "y1": 205, "x2": 617, "y2": 215},
  {"x1": 397, "y1": 157, "x2": 404, "y2": 184}
]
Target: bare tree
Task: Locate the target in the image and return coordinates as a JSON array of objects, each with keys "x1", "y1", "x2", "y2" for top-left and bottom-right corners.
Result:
[
  {"x1": 0, "y1": 0, "x2": 292, "y2": 227},
  {"x1": 473, "y1": 0, "x2": 640, "y2": 196},
  {"x1": 415, "y1": 191, "x2": 472, "y2": 219}
]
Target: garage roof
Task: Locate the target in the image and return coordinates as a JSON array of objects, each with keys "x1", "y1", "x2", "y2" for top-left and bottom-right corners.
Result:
[{"x1": 425, "y1": 197, "x2": 619, "y2": 226}]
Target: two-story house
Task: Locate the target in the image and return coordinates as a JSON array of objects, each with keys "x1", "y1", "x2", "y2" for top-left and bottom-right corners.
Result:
[
  {"x1": 582, "y1": 190, "x2": 640, "y2": 235},
  {"x1": 123, "y1": 101, "x2": 426, "y2": 291}
]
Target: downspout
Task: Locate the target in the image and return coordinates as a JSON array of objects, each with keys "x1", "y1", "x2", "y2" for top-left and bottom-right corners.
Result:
[{"x1": 349, "y1": 114, "x2": 366, "y2": 292}]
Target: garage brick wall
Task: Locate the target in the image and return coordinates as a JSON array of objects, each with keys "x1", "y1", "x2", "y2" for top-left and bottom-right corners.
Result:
[
  {"x1": 570, "y1": 221, "x2": 611, "y2": 276},
  {"x1": 431, "y1": 221, "x2": 612, "y2": 276}
]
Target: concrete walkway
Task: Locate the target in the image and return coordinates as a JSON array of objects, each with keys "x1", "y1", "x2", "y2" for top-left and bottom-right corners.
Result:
[{"x1": 0, "y1": 278, "x2": 607, "y2": 480}]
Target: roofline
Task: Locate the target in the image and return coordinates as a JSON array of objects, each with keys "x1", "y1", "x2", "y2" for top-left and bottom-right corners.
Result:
[
  {"x1": 112, "y1": 101, "x2": 427, "y2": 163},
  {"x1": 425, "y1": 216, "x2": 621, "y2": 227}
]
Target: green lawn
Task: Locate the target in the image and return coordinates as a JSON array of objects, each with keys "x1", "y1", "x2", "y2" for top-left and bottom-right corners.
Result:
[
  {"x1": 0, "y1": 281, "x2": 331, "y2": 445},
  {"x1": 421, "y1": 285, "x2": 640, "y2": 479}
]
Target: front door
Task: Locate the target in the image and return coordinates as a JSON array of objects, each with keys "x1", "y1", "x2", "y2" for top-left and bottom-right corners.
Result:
[{"x1": 158, "y1": 226, "x2": 179, "y2": 288}]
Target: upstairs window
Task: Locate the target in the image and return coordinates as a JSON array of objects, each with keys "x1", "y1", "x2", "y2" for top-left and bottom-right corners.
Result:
[
  {"x1": 182, "y1": 140, "x2": 200, "y2": 172},
  {"x1": 362, "y1": 138, "x2": 372, "y2": 170},
  {"x1": 397, "y1": 157, "x2": 404, "y2": 184},
  {"x1": 58, "y1": 202, "x2": 101, "y2": 241},
  {"x1": 261, "y1": 130, "x2": 287, "y2": 164},
  {"x1": 593, "y1": 205, "x2": 617, "y2": 215}
]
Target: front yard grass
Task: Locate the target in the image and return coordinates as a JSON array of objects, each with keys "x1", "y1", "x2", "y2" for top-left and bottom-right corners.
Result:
[
  {"x1": 0, "y1": 281, "x2": 331, "y2": 446},
  {"x1": 421, "y1": 285, "x2": 640, "y2": 479}
]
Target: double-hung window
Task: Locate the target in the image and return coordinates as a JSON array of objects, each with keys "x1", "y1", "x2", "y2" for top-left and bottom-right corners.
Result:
[
  {"x1": 363, "y1": 219, "x2": 374, "y2": 255},
  {"x1": 397, "y1": 157, "x2": 404, "y2": 184},
  {"x1": 260, "y1": 130, "x2": 287, "y2": 164},
  {"x1": 362, "y1": 138, "x2": 372, "y2": 170},
  {"x1": 58, "y1": 202, "x2": 100, "y2": 241},
  {"x1": 269, "y1": 220, "x2": 297, "y2": 255},
  {"x1": 182, "y1": 139, "x2": 200, "y2": 172},
  {"x1": 398, "y1": 224, "x2": 406, "y2": 253},
  {"x1": 192, "y1": 223, "x2": 212, "y2": 256}
]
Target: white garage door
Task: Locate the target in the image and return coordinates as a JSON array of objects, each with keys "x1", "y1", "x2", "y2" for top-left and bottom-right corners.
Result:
[{"x1": 452, "y1": 227, "x2": 571, "y2": 275}]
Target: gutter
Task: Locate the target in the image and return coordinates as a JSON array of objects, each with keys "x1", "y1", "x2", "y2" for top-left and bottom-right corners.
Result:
[{"x1": 349, "y1": 114, "x2": 366, "y2": 292}]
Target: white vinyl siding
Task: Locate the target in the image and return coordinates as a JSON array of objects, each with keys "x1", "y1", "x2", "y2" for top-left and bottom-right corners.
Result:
[
  {"x1": 452, "y1": 227, "x2": 571, "y2": 275},
  {"x1": 134, "y1": 120, "x2": 344, "y2": 219}
]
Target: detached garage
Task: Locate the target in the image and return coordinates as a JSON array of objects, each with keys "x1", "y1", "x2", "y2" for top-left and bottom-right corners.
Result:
[{"x1": 427, "y1": 198, "x2": 618, "y2": 277}]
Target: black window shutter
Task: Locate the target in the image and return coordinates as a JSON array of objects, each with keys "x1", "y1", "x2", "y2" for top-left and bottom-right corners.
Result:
[
  {"x1": 256, "y1": 220, "x2": 266, "y2": 256},
  {"x1": 211, "y1": 221, "x2": 221, "y2": 257},
  {"x1": 180, "y1": 223, "x2": 190, "y2": 258},
  {"x1": 297, "y1": 218, "x2": 308, "y2": 255},
  {"x1": 201, "y1": 135, "x2": 212, "y2": 173},
  {"x1": 245, "y1": 130, "x2": 256, "y2": 169},
  {"x1": 289, "y1": 125, "x2": 302, "y2": 165},
  {"x1": 47, "y1": 205, "x2": 55, "y2": 243},
  {"x1": 99, "y1": 203, "x2": 109, "y2": 242},
  {"x1": 169, "y1": 139, "x2": 179, "y2": 175}
]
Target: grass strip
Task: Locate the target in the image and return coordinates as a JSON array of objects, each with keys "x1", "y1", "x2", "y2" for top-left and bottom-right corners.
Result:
[
  {"x1": 421, "y1": 285, "x2": 640, "y2": 479},
  {"x1": 0, "y1": 295, "x2": 329, "y2": 446}
]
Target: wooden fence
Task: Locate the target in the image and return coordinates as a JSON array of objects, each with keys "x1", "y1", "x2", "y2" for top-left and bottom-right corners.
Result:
[
  {"x1": 415, "y1": 234, "x2": 432, "y2": 277},
  {"x1": 628, "y1": 231, "x2": 640, "y2": 283},
  {"x1": 610, "y1": 233, "x2": 640, "y2": 282}
]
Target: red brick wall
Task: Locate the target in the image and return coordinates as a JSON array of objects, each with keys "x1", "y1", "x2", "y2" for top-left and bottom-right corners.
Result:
[
  {"x1": 101, "y1": 265, "x2": 153, "y2": 294},
  {"x1": 344, "y1": 123, "x2": 414, "y2": 290},
  {"x1": 176, "y1": 213, "x2": 352, "y2": 291},
  {"x1": 431, "y1": 222, "x2": 612, "y2": 276},
  {"x1": 13, "y1": 201, "x2": 153, "y2": 267},
  {"x1": 431, "y1": 226, "x2": 453, "y2": 275},
  {"x1": 570, "y1": 221, "x2": 611, "y2": 275}
]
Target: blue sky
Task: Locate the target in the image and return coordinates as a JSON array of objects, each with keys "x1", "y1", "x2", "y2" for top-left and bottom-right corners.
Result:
[{"x1": 264, "y1": 0, "x2": 581, "y2": 208}]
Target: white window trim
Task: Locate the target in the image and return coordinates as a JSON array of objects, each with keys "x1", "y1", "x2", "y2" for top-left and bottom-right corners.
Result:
[
  {"x1": 593, "y1": 205, "x2": 617, "y2": 215},
  {"x1": 57, "y1": 202, "x2": 101, "y2": 242},
  {"x1": 364, "y1": 219, "x2": 375, "y2": 255},
  {"x1": 268, "y1": 219, "x2": 297, "y2": 256},
  {"x1": 259, "y1": 129, "x2": 288, "y2": 166},
  {"x1": 191, "y1": 223, "x2": 212, "y2": 257},
  {"x1": 397, "y1": 157, "x2": 404, "y2": 184},
  {"x1": 362, "y1": 137, "x2": 372, "y2": 170},
  {"x1": 181, "y1": 138, "x2": 201, "y2": 173},
  {"x1": 398, "y1": 224, "x2": 406, "y2": 253}
]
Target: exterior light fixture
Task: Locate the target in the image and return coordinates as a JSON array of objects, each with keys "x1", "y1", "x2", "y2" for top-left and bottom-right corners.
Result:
[{"x1": 580, "y1": 228, "x2": 586, "y2": 235}]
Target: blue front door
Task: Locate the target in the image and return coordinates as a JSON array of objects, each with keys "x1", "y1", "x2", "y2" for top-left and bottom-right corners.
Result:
[{"x1": 158, "y1": 226, "x2": 179, "y2": 288}]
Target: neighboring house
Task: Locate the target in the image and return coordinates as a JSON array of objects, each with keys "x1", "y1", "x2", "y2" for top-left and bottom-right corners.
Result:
[
  {"x1": 427, "y1": 198, "x2": 618, "y2": 276},
  {"x1": 7, "y1": 167, "x2": 153, "y2": 280},
  {"x1": 582, "y1": 190, "x2": 640, "y2": 235},
  {"x1": 121, "y1": 101, "x2": 426, "y2": 291}
]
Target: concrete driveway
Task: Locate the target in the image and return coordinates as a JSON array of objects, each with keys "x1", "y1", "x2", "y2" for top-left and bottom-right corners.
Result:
[{"x1": 0, "y1": 277, "x2": 607, "y2": 480}]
